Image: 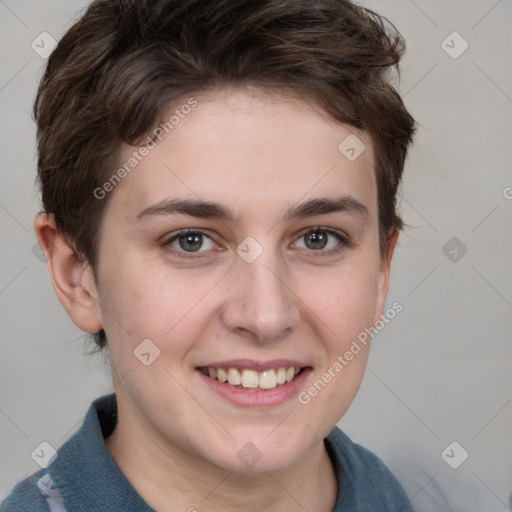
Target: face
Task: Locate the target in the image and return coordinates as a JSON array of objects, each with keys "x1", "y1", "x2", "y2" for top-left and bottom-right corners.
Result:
[{"x1": 92, "y1": 87, "x2": 393, "y2": 474}]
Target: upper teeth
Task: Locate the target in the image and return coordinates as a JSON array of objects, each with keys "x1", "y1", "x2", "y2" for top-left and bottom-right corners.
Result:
[{"x1": 202, "y1": 366, "x2": 301, "y2": 390}]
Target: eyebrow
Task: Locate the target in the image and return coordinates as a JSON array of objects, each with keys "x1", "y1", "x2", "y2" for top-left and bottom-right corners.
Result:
[
  {"x1": 135, "y1": 196, "x2": 369, "y2": 224},
  {"x1": 283, "y1": 196, "x2": 368, "y2": 223}
]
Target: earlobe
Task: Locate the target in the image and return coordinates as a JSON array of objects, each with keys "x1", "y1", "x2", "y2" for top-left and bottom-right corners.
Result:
[{"x1": 34, "y1": 213, "x2": 104, "y2": 333}]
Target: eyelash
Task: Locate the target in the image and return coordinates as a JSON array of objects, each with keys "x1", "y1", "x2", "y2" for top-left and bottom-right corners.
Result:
[{"x1": 161, "y1": 227, "x2": 351, "y2": 260}]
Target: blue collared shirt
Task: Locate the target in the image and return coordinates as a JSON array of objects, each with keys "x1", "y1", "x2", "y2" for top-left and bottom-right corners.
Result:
[{"x1": 1, "y1": 393, "x2": 413, "y2": 511}]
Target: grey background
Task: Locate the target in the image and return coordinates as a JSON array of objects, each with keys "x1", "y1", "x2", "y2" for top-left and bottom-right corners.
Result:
[{"x1": 1, "y1": 1, "x2": 511, "y2": 510}]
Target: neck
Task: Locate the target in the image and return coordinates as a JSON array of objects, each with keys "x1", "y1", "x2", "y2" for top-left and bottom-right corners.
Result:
[{"x1": 105, "y1": 398, "x2": 338, "y2": 512}]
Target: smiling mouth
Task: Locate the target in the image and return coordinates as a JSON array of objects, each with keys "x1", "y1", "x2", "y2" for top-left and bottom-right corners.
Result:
[{"x1": 199, "y1": 366, "x2": 303, "y2": 391}]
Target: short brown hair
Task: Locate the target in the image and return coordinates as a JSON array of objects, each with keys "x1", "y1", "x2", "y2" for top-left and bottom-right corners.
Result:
[{"x1": 34, "y1": 0, "x2": 416, "y2": 349}]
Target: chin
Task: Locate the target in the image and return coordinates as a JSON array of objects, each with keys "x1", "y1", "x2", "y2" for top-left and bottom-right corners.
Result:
[{"x1": 201, "y1": 428, "x2": 316, "y2": 475}]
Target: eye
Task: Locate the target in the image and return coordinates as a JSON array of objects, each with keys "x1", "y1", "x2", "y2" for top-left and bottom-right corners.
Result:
[
  {"x1": 162, "y1": 229, "x2": 217, "y2": 258},
  {"x1": 294, "y1": 228, "x2": 348, "y2": 253}
]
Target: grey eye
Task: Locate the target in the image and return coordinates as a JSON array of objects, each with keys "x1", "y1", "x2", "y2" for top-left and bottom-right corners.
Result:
[
  {"x1": 295, "y1": 229, "x2": 343, "y2": 251},
  {"x1": 166, "y1": 230, "x2": 216, "y2": 253}
]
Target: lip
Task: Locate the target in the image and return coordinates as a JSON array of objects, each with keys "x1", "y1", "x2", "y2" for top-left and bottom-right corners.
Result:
[
  {"x1": 197, "y1": 359, "x2": 308, "y2": 372},
  {"x1": 196, "y1": 363, "x2": 312, "y2": 408}
]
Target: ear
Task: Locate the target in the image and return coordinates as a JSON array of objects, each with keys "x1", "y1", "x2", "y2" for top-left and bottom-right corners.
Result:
[
  {"x1": 373, "y1": 228, "x2": 399, "y2": 325},
  {"x1": 34, "y1": 213, "x2": 103, "y2": 333}
]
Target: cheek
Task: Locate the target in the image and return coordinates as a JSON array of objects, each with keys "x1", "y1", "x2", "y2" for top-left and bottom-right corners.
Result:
[
  {"x1": 298, "y1": 267, "x2": 377, "y2": 422},
  {"x1": 305, "y1": 260, "x2": 380, "y2": 345},
  {"x1": 98, "y1": 259, "x2": 219, "y2": 361}
]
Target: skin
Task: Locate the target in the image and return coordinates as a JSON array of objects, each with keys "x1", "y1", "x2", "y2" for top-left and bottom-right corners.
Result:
[{"x1": 35, "y1": 86, "x2": 398, "y2": 512}]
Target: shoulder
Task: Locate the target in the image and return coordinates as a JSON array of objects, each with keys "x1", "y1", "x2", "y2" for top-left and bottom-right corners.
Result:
[
  {"x1": 0, "y1": 472, "x2": 51, "y2": 512},
  {"x1": 326, "y1": 426, "x2": 414, "y2": 511},
  {"x1": 1, "y1": 394, "x2": 117, "y2": 512}
]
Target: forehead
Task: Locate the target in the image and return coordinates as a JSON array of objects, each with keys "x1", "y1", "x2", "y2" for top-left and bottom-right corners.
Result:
[{"x1": 110, "y1": 87, "x2": 377, "y2": 224}]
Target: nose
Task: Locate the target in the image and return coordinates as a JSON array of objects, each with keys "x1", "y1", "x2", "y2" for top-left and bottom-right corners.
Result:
[{"x1": 220, "y1": 252, "x2": 301, "y2": 343}]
